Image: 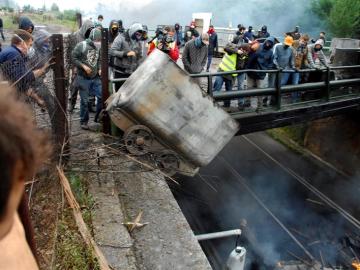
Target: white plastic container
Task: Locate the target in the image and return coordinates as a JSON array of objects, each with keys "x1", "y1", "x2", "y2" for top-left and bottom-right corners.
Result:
[
  {"x1": 226, "y1": 247, "x2": 247, "y2": 270},
  {"x1": 107, "y1": 49, "x2": 239, "y2": 167}
]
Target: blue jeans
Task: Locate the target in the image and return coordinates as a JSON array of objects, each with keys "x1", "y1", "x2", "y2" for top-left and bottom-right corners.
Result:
[
  {"x1": 291, "y1": 72, "x2": 301, "y2": 102},
  {"x1": 206, "y1": 54, "x2": 213, "y2": 72},
  {"x1": 237, "y1": 73, "x2": 246, "y2": 105},
  {"x1": 281, "y1": 72, "x2": 292, "y2": 86},
  {"x1": 213, "y1": 75, "x2": 233, "y2": 107},
  {"x1": 76, "y1": 75, "x2": 102, "y2": 124}
]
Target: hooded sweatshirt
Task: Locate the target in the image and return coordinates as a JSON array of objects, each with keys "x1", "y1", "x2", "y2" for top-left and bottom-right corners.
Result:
[
  {"x1": 31, "y1": 29, "x2": 52, "y2": 70},
  {"x1": 109, "y1": 20, "x2": 120, "y2": 44},
  {"x1": 273, "y1": 43, "x2": 295, "y2": 69},
  {"x1": 74, "y1": 20, "x2": 95, "y2": 44},
  {"x1": 109, "y1": 23, "x2": 144, "y2": 74},
  {"x1": 307, "y1": 39, "x2": 328, "y2": 68},
  {"x1": 72, "y1": 28, "x2": 101, "y2": 79},
  {"x1": 246, "y1": 36, "x2": 275, "y2": 80},
  {"x1": 18, "y1": 16, "x2": 34, "y2": 33}
]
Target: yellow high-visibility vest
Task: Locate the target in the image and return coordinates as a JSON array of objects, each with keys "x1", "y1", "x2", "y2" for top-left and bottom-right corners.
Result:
[{"x1": 219, "y1": 53, "x2": 237, "y2": 77}]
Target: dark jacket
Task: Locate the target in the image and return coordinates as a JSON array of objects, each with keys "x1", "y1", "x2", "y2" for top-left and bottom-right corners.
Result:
[
  {"x1": 243, "y1": 31, "x2": 255, "y2": 43},
  {"x1": 175, "y1": 30, "x2": 183, "y2": 47},
  {"x1": 257, "y1": 31, "x2": 270, "y2": 39},
  {"x1": 182, "y1": 38, "x2": 208, "y2": 74},
  {"x1": 19, "y1": 16, "x2": 34, "y2": 33},
  {"x1": 109, "y1": 20, "x2": 120, "y2": 44},
  {"x1": 184, "y1": 28, "x2": 199, "y2": 43},
  {"x1": 0, "y1": 18, "x2": 3, "y2": 28},
  {"x1": 233, "y1": 33, "x2": 245, "y2": 46},
  {"x1": 31, "y1": 29, "x2": 52, "y2": 70},
  {"x1": 109, "y1": 30, "x2": 143, "y2": 74},
  {"x1": 0, "y1": 45, "x2": 35, "y2": 92},
  {"x1": 246, "y1": 37, "x2": 275, "y2": 80},
  {"x1": 208, "y1": 32, "x2": 218, "y2": 56},
  {"x1": 224, "y1": 43, "x2": 251, "y2": 70},
  {"x1": 72, "y1": 39, "x2": 101, "y2": 79}
]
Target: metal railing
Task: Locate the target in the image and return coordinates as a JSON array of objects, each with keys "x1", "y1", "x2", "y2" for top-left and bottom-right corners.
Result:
[{"x1": 188, "y1": 65, "x2": 360, "y2": 111}]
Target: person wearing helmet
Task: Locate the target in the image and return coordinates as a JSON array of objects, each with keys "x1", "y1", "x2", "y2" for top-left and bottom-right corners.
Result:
[
  {"x1": 72, "y1": 28, "x2": 102, "y2": 130},
  {"x1": 110, "y1": 22, "x2": 145, "y2": 92},
  {"x1": 256, "y1": 25, "x2": 270, "y2": 39}
]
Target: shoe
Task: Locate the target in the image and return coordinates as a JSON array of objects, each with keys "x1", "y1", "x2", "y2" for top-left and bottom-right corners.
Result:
[{"x1": 80, "y1": 123, "x2": 89, "y2": 130}]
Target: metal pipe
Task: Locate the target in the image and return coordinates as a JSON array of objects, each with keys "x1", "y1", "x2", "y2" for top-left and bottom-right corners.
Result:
[
  {"x1": 196, "y1": 229, "x2": 242, "y2": 241},
  {"x1": 110, "y1": 78, "x2": 128, "y2": 83}
]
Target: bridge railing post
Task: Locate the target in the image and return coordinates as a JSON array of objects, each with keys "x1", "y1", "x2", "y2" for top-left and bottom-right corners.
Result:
[
  {"x1": 275, "y1": 70, "x2": 282, "y2": 110},
  {"x1": 325, "y1": 67, "x2": 331, "y2": 102},
  {"x1": 208, "y1": 74, "x2": 213, "y2": 97},
  {"x1": 101, "y1": 28, "x2": 111, "y2": 134}
]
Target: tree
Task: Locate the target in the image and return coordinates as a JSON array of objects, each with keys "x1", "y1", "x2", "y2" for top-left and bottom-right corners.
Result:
[
  {"x1": 328, "y1": 0, "x2": 360, "y2": 37},
  {"x1": 311, "y1": 0, "x2": 334, "y2": 20},
  {"x1": 51, "y1": 3, "x2": 59, "y2": 12}
]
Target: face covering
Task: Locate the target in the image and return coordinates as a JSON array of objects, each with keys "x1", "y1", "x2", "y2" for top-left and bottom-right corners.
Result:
[
  {"x1": 264, "y1": 42, "x2": 273, "y2": 49},
  {"x1": 94, "y1": 41, "x2": 101, "y2": 49},
  {"x1": 314, "y1": 47, "x2": 321, "y2": 52},
  {"x1": 194, "y1": 37, "x2": 202, "y2": 48},
  {"x1": 133, "y1": 32, "x2": 142, "y2": 41},
  {"x1": 175, "y1": 25, "x2": 180, "y2": 31}
]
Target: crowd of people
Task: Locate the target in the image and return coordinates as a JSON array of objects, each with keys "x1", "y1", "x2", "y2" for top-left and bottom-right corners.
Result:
[
  {"x1": 0, "y1": 14, "x2": 330, "y2": 131},
  {"x1": 0, "y1": 12, "x2": 334, "y2": 270}
]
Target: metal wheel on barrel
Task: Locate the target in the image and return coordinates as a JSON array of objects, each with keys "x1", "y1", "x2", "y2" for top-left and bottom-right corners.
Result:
[
  {"x1": 155, "y1": 150, "x2": 180, "y2": 176},
  {"x1": 124, "y1": 125, "x2": 154, "y2": 156}
]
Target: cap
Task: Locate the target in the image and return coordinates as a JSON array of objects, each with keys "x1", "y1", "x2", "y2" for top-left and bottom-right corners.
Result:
[{"x1": 284, "y1": 35, "x2": 294, "y2": 46}]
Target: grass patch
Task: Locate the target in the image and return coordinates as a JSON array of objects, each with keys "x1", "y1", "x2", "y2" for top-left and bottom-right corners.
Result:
[
  {"x1": 3, "y1": 13, "x2": 77, "y2": 32},
  {"x1": 268, "y1": 124, "x2": 309, "y2": 147},
  {"x1": 54, "y1": 173, "x2": 99, "y2": 270}
]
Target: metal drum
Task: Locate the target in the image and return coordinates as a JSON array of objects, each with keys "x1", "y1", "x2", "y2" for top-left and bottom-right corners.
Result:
[{"x1": 107, "y1": 49, "x2": 239, "y2": 168}]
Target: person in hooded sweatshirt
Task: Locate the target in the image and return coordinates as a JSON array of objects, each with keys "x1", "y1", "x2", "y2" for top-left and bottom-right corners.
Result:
[
  {"x1": 110, "y1": 22, "x2": 146, "y2": 92},
  {"x1": 72, "y1": 28, "x2": 102, "y2": 130},
  {"x1": 273, "y1": 35, "x2": 295, "y2": 86},
  {"x1": 109, "y1": 20, "x2": 120, "y2": 45},
  {"x1": 68, "y1": 19, "x2": 95, "y2": 112},
  {"x1": 256, "y1": 25, "x2": 270, "y2": 39},
  {"x1": 18, "y1": 16, "x2": 34, "y2": 34},
  {"x1": 174, "y1": 23, "x2": 183, "y2": 47},
  {"x1": 246, "y1": 36, "x2": 276, "y2": 109},
  {"x1": 307, "y1": 39, "x2": 328, "y2": 69}
]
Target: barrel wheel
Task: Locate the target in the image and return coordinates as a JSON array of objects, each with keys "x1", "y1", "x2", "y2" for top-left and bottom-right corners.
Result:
[
  {"x1": 155, "y1": 150, "x2": 180, "y2": 176},
  {"x1": 124, "y1": 125, "x2": 154, "y2": 156}
]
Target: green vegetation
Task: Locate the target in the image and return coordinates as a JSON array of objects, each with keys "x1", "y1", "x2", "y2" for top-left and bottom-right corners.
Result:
[
  {"x1": 311, "y1": 0, "x2": 360, "y2": 38},
  {"x1": 268, "y1": 124, "x2": 309, "y2": 147},
  {"x1": 0, "y1": 2, "x2": 80, "y2": 32},
  {"x1": 54, "y1": 173, "x2": 99, "y2": 270}
]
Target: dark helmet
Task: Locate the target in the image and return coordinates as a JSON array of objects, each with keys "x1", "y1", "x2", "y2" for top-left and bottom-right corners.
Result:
[
  {"x1": 237, "y1": 24, "x2": 244, "y2": 29},
  {"x1": 248, "y1": 26, "x2": 253, "y2": 31},
  {"x1": 261, "y1": 25, "x2": 267, "y2": 32}
]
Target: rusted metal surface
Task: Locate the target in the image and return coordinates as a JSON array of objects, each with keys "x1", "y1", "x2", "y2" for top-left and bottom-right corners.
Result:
[
  {"x1": 107, "y1": 49, "x2": 239, "y2": 168},
  {"x1": 51, "y1": 34, "x2": 69, "y2": 153},
  {"x1": 101, "y1": 28, "x2": 111, "y2": 134}
]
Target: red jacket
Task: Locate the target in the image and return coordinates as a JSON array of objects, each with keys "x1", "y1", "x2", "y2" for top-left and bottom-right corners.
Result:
[{"x1": 148, "y1": 40, "x2": 179, "y2": 62}]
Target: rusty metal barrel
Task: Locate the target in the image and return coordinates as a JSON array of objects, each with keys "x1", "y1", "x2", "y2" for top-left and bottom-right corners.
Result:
[{"x1": 107, "y1": 49, "x2": 239, "y2": 167}]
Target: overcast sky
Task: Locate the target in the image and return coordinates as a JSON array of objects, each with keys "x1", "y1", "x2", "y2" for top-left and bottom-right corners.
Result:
[{"x1": 16, "y1": 0, "x2": 152, "y2": 12}]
